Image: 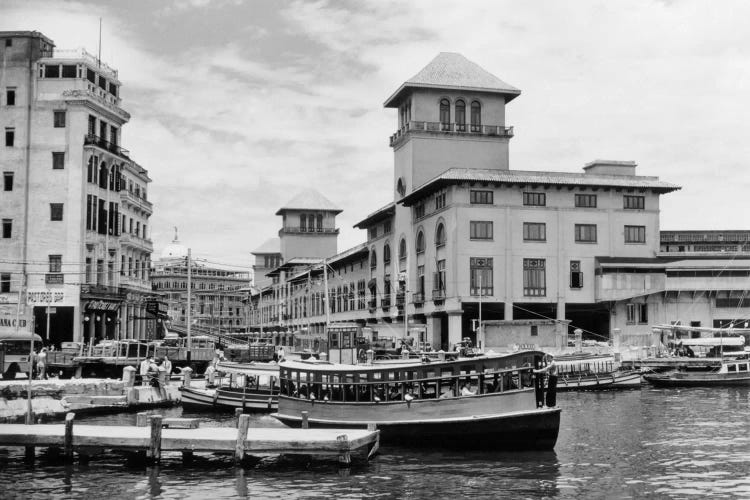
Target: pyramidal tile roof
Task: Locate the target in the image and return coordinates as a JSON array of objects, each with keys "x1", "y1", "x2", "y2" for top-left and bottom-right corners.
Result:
[
  {"x1": 251, "y1": 237, "x2": 280, "y2": 255},
  {"x1": 275, "y1": 189, "x2": 342, "y2": 215},
  {"x1": 384, "y1": 52, "x2": 521, "y2": 107}
]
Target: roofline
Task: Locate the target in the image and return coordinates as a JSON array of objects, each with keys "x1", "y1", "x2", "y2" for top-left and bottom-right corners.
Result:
[
  {"x1": 398, "y1": 169, "x2": 681, "y2": 207},
  {"x1": 353, "y1": 202, "x2": 396, "y2": 229},
  {"x1": 384, "y1": 83, "x2": 522, "y2": 108},
  {"x1": 275, "y1": 207, "x2": 343, "y2": 216}
]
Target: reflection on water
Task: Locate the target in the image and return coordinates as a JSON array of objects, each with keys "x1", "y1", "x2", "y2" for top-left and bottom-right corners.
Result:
[{"x1": 0, "y1": 387, "x2": 748, "y2": 498}]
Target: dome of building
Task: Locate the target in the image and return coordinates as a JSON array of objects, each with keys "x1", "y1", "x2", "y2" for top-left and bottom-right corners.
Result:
[{"x1": 160, "y1": 227, "x2": 188, "y2": 260}]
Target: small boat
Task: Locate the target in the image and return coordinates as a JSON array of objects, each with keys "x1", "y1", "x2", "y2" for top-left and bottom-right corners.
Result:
[
  {"x1": 180, "y1": 361, "x2": 280, "y2": 411},
  {"x1": 557, "y1": 370, "x2": 642, "y2": 390},
  {"x1": 643, "y1": 358, "x2": 750, "y2": 387},
  {"x1": 273, "y1": 350, "x2": 561, "y2": 450}
]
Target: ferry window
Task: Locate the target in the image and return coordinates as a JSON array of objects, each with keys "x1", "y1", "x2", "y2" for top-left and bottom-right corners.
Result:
[
  {"x1": 740, "y1": 364, "x2": 748, "y2": 372},
  {"x1": 342, "y1": 331, "x2": 352, "y2": 348},
  {"x1": 728, "y1": 364, "x2": 737, "y2": 372},
  {"x1": 330, "y1": 331, "x2": 339, "y2": 349}
]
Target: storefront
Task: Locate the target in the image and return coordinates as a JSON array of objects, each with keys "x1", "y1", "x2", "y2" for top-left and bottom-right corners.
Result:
[
  {"x1": 83, "y1": 299, "x2": 121, "y2": 341},
  {"x1": 27, "y1": 287, "x2": 78, "y2": 347}
]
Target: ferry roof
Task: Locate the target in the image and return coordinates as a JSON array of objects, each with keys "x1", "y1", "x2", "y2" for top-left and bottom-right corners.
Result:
[
  {"x1": 399, "y1": 168, "x2": 681, "y2": 206},
  {"x1": 280, "y1": 350, "x2": 542, "y2": 374}
]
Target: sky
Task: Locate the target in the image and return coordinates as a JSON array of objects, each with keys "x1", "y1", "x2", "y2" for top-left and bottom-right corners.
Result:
[{"x1": 2, "y1": 0, "x2": 750, "y2": 270}]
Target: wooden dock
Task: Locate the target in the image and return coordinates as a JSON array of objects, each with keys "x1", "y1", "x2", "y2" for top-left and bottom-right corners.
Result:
[{"x1": 0, "y1": 412, "x2": 379, "y2": 466}]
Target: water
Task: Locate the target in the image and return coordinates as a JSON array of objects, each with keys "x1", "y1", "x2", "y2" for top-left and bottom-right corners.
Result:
[{"x1": 1, "y1": 387, "x2": 749, "y2": 499}]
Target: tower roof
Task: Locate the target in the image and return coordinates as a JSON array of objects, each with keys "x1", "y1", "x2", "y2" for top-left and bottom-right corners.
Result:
[
  {"x1": 384, "y1": 52, "x2": 521, "y2": 108},
  {"x1": 275, "y1": 189, "x2": 342, "y2": 215},
  {"x1": 251, "y1": 237, "x2": 280, "y2": 255}
]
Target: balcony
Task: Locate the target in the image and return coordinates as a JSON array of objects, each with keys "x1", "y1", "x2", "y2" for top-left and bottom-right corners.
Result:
[
  {"x1": 432, "y1": 289, "x2": 446, "y2": 301},
  {"x1": 120, "y1": 190, "x2": 153, "y2": 214},
  {"x1": 280, "y1": 226, "x2": 339, "y2": 235},
  {"x1": 390, "y1": 121, "x2": 514, "y2": 147},
  {"x1": 367, "y1": 299, "x2": 377, "y2": 313},
  {"x1": 119, "y1": 232, "x2": 154, "y2": 253},
  {"x1": 84, "y1": 134, "x2": 130, "y2": 161},
  {"x1": 412, "y1": 292, "x2": 424, "y2": 305},
  {"x1": 381, "y1": 297, "x2": 391, "y2": 312}
]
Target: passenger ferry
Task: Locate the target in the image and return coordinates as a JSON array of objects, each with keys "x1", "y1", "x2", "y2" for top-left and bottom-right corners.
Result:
[
  {"x1": 180, "y1": 361, "x2": 280, "y2": 411},
  {"x1": 274, "y1": 349, "x2": 561, "y2": 450}
]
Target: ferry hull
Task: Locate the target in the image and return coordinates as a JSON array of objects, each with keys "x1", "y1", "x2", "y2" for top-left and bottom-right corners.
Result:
[
  {"x1": 180, "y1": 387, "x2": 278, "y2": 412},
  {"x1": 557, "y1": 370, "x2": 642, "y2": 391},
  {"x1": 274, "y1": 392, "x2": 560, "y2": 450},
  {"x1": 644, "y1": 373, "x2": 750, "y2": 388}
]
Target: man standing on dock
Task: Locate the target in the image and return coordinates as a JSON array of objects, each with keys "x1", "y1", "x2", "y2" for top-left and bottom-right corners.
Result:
[{"x1": 533, "y1": 354, "x2": 558, "y2": 408}]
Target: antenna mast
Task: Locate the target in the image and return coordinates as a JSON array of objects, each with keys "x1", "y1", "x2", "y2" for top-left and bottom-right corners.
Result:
[{"x1": 98, "y1": 17, "x2": 102, "y2": 66}]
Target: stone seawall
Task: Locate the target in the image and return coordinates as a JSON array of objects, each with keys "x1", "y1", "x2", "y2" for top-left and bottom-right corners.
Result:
[{"x1": 0, "y1": 378, "x2": 181, "y2": 423}]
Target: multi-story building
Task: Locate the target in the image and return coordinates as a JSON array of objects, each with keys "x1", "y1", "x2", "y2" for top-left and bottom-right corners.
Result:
[
  {"x1": 249, "y1": 53, "x2": 750, "y2": 350},
  {"x1": 151, "y1": 231, "x2": 252, "y2": 334},
  {"x1": 0, "y1": 31, "x2": 153, "y2": 345}
]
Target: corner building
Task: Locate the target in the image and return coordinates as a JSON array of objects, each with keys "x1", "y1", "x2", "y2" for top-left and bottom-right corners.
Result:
[{"x1": 0, "y1": 31, "x2": 153, "y2": 345}]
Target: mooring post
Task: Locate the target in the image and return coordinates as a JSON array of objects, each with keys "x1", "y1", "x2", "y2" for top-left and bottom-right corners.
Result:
[
  {"x1": 64, "y1": 412, "x2": 75, "y2": 462},
  {"x1": 136, "y1": 412, "x2": 149, "y2": 427},
  {"x1": 235, "y1": 414, "x2": 250, "y2": 464},
  {"x1": 235, "y1": 408, "x2": 243, "y2": 428},
  {"x1": 147, "y1": 415, "x2": 163, "y2": 464},
  {"x1": 182, "y1": 367, "x2": 193, "y2": 388},
  {"x1": 301, "y1": 411, "x2": 309, "y2": 429},
  {"x1": 337, "y1": 434, "x2": 351, "y2": 466}
]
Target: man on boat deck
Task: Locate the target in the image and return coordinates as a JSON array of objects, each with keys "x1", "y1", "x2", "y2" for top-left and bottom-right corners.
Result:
[
  {"x1": 139, "y1": 357, "x2": 151, "y2": 386},
  {"x1": 533, "y1": 354, "x2": 558, "y2": 408}
]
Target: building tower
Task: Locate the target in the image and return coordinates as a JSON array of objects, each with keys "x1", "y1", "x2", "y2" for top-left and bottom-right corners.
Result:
[
  {"x1": 0, "y1": 31, "x2": 153, "y2": 345},
  {"x1": 276, "y1": 189, "x2": 342, "y2": 261}
]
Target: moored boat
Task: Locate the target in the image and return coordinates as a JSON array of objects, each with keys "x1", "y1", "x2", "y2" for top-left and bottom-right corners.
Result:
[
  {"x1": 643, "y1": 358, "x2": 750, "y2": 387},
  {"x1": 180, "y1": 361, "x2": 280, "y2": 411},
  {"x1": 557, "y1": 370, "x2": 642, "y2": 390},
  {"x1": 273, "y1": 350, "x2": 560, "y2": 450}
]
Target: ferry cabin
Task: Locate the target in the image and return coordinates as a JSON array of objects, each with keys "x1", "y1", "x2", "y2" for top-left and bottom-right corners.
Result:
[{"x1": 276, "y1": 350, "x2": 561, "y2": 449}]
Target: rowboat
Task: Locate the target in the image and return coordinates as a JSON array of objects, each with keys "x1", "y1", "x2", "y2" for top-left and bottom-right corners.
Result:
[
  {"x1": 180, "y1": 361, "x2": 280, "y2": 411},
  {"x1": 274, "y1": 350, "x2": 561, "y2": 450},
  {"x1": 557, "y1": 370, "x2": 642, "y2": 390},
  {"x1": 644, "y1": 358, "x2": 750, "y2": 387}
]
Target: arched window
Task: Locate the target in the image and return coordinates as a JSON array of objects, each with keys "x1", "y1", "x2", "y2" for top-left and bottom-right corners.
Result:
[
  {"x1": 370, "y1": 250, "x2": 377, "y2": 269},
  {"x1": 316, "y1": 214, "x2": 323, "y2": 231},
  {"x1": 87, "y1": 157, "x2": 94, "y2": 183},
  {"x1": 455, "y1": 99, "x2": 466, "y2": 131},
  {"x1": 471, "y1": 101, "x2": 481, "y2": 132},
  {"x1": 98, "y1": 162, "x2": 108, "y2": 189},
  {"x1": 416, "y1": 231, "x2": 425, "y2": 254},
  {"x1": 300, "y1": 214, "x2": 306, "y2": 231},
  {"x1": 435, "y1": 223, "x2": 446, "y2": 247},
  {"x1": 439, "y1": 98, "x2": 450, "y2": 131},
  {"x1": 383, "y1": 244, "x2": 391, "y2": 264},
  {"x1": 308, "y1": 213, "x2": 315, "y2": 231},
  {"x1": 399, "y1": 238, "x2": 407, "y2": 261}
]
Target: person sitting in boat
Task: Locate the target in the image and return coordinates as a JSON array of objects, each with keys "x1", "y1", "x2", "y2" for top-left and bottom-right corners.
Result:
[
  {"x1": 388, "y1": 386, "x2": 402, "y2": 401},
  {"x1": 139, "y1": 356, "x2": 151, "y2": 386},
  {"x1": 533, "y1": 354, "x2": 558, "y2": 408},
  {"x1": 439, "y1": 386, "x2": 454, "y2": 399},
  {"x1": 460, "y1": 383, "x2": 476, "y2": 396}
]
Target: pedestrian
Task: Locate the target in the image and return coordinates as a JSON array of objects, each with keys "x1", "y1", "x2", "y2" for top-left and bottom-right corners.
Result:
[
  {"x1": 533, "y1": 354, "x2": 558, "y2": 408},
  {"x1": 37, "y1": 348, "x2": 48, "y2": 380},
  {"x1": 162, "y1": 355, "x2": 172, "y2": 385}
]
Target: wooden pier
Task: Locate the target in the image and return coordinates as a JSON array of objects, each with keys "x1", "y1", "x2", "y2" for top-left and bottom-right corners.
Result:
[{"x1": 0, "y1": 412, "x2": 379, "y2": 467}]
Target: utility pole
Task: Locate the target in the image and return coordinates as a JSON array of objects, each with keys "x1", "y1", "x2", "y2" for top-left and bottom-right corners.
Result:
[
  {"x1": 323, "y1": 258, "x2": 330, "y2": 328},
  {"x1": 186, "y1": 248, "x2": 192, "y2": 349},
  {"x1": 478, "y1": 273, "x2": 483, "y2": 350}
]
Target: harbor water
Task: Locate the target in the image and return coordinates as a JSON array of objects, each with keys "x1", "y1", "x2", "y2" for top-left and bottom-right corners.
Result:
[{"x1": 1, "y1": 386, "x2": 749, "y2": 499}]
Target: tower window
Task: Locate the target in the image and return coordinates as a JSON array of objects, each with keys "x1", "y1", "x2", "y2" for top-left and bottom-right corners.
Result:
[
  {"x1": 6, "y1": 88, "x2": 15, "y2": 106},
  {"x1": 471, "y1": 101, "x2": 481, "y2": 132},
  {"x1": 435, "y1": 223, "x2": 446, "y2": 247},
  {"x1": 416, "y1": 231, "x2": 425, "y2": 254},
  {"x1": 2, "y1": 219, "x2": 11, "y2": 238},
  {"x1": 439, "y1": 98, "x2": 450, "y2": 131},
  {"x1": 455, "y1": 99, "x2": 466, "y2": 131},
  {"x1": 5, "y1": 128, "x2": 14, "y2": 147},
  {"x1": 3, "y1": 172, "x2": 12, "y2": 191},
  {"x1": 383, "y1": 244, "x2": 391, "y2": 264},
  {"x1": 399, "y1": 238, "x2": 407, "y2": 262}
]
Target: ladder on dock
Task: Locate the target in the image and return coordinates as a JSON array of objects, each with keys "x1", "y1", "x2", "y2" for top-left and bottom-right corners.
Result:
[{"x1": 0, "y1": 412, "x2": 379, "y2": 467}]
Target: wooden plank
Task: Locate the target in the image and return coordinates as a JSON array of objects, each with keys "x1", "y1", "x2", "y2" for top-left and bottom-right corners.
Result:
[
  {"x1": 148, "y1": 415, "x2": 162, "y2": 463},
  {"x1": 162, "y1": 418, "x2": 200, "y2": 429},
  {"x1": 235, "y1": 414, "x2": 250, "y2": 463},
  {"x1": 136, "y1": 412, "x2": 149, "y2": 427},
  {"x1": 64, "y1": 412, "x2": 75, "y2": 461}
]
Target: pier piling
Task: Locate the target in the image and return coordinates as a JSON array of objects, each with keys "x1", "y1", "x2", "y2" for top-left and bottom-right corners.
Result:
[
  {"x1": 234, "y1": 408, "x2": 243, "y2": 427},
  {"x1": 147, "y1": 415, "x2": 163, "y2": 463},
  {"x1": 337, "y1": 434, "x2": 351, "y2": 466},
  {"x1": 235, "y1": 414, "x2": 250, "y2": 463},
  {"x1": 64, "y1": 412, "x2": 75, "y2": 461},
  {"x1": 301, "y1": 411, "x2": 309, "y2": 429}
]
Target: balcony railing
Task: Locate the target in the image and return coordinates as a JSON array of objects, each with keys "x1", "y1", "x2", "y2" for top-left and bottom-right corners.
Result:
[
  {"x1": 119, "y1": 232, "x2": 154, "y2": 253},
  {"x1": 120, "y1": 190, "x2": 153, "y2": 212},
  {"x1": 412, "y1": 292, "x2": 425, "y2": 304},
  {"x1": 280, "y1": 226, "x2": 339, "y2": 234},
  {"x1": 84, "y1": 134, "x2": 130, "y2": 160},
  {"x1": 81, "y1": 284, "x2": 126, "y2": 298},
  {"x1": 432, "y1": 289, "x2": 446, "y2": 301},
  {"x1": 390, "y1": 121, "x2": 514, "y2": 146}
]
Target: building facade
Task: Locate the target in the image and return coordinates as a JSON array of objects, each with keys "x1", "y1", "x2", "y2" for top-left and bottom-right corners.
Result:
[
  {"x1": 151, "y1": 232, "x2": 251, "y2": 334},
  {"x1": 248, "y1": 53, "x2": 750, "y2": 351},
  {"x1": 0, "y1": 31, "x2": 154, "y2": 345}
]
